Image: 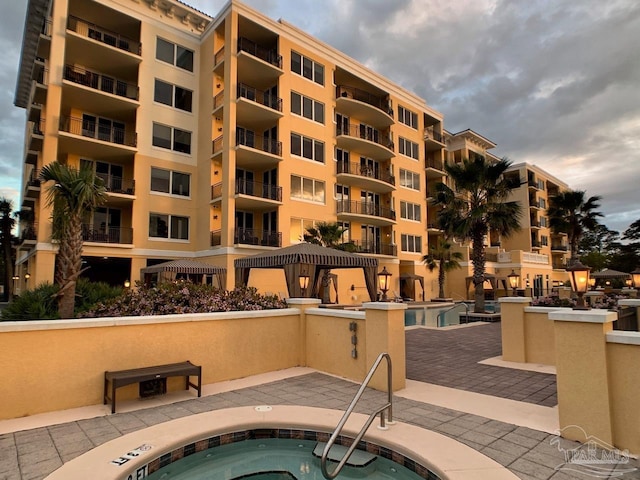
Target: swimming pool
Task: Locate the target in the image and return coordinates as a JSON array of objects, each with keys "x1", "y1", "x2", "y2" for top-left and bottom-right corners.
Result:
[
  {"x1": 144, "y1": 436, "x2": 430, "y2": 480},
  {"x1": 403, "y1": 303, "x2": 456, "y2": 327}
]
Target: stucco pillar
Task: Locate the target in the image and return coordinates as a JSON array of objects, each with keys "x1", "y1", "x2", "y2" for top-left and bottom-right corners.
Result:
[
  {"x1": 287, "y1": 298, "x2": 321, "y2": 367},
  {"x1": 499, "y1": 297, "x2": 532, "y2": 363},
  {"x1": 363, "y1": 302, "x2": 406, "y2": 391},
  {"x1": 550, "y1": 309, "x2": 617, "y2": 445},
  {"x1": 618, "y1": 299, "x2": 640, "y2": 331}
]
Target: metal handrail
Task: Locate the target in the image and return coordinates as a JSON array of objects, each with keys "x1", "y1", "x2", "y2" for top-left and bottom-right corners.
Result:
[
  {"x1": 321, "y1": 352, "x2": 393, "y2": 479},
  {"x1": 437, "y1": 302, "x2": 469, "y2": 327}
]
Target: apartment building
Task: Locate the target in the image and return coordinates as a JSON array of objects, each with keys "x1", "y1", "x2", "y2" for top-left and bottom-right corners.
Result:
[{"x1": 14, "y1": 0, "x2": 446, "y2": 302}]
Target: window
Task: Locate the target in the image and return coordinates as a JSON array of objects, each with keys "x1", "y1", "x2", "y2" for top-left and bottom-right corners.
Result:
[
  {"x1": 401, "y1": 234, "x2": 422, "y2": 253},
  {"x1": 400, "y1": 201, "x2": 421, "y2": 222},
  {"x1": 152, "y1": 123, "x2": 191, "y2": 154},
  {"x1": 291, "y1": 133, "x2": 324, "y2": 163},
  {"x1": 398, "y1": 106, "x2": 418, "y2": 129},
  {"x1": 540, "y1": 216, "x2": 547, "y2": 228},
  {"x1": 156, "y1": 37, "x2": 194, "y2": 72},
  {"x1": 290, "y1": 218, "x2": 316, "y2": 243},
  {"x1": 154, "y1": 79, "x2": 193, "y2": 112},
  {"x1": 541, "y1": 235, "x2": 549, "y2": 246},
  {"x1": 149, "y1": 214, "x2": 189, "y2": 240},
  {"x1": 291, "y1": 92, "x2": 324, "y2": 123},
  {"x1": 399, "y1": 137, "x2": 419, "y2": 160},
  {"x1": 151, "y1": 167, "x2": 190, "y2": 197},
  {"x1": 291, "y1": 175, "x2": 325, "y2": 203},
  {"x1": 399, "y1": 169, "x2": 420, "y2": 191},
  {"x1": 291, "y1": 51, "x2": 324, "y2": 85},
  {"x1": 539, "y1": 198, "x2": 546, "y2": 209}
]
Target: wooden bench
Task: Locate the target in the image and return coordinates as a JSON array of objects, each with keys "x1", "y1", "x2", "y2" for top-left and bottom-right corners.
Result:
[{"x1": 104, "y1": 361, "x2": 201, "y2": 414}]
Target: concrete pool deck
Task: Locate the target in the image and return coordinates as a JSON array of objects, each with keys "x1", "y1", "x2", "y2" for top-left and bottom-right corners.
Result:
[{"x1": 1, "y1": 324, "x2": 638, "y2": 479}]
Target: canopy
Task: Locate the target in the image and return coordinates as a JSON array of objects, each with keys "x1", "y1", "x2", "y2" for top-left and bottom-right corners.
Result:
[
  {"x1": 400, "y1": 273, "x2": 425, "y2": 301},
  {"x1": 234, "y1": 243, "x2": 379, "y2": 302},
  {"x1": 591, "y1": 269, "x2": 631, "y2": 279},
  {"x1": 141, "y1": 259, "x2": 227, "y2": 288},
  {"x1": 465, "y1": 273, "x2": 507, "y2": 293}
]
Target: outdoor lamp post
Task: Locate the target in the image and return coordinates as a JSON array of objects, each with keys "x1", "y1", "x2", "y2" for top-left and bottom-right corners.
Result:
[
  {"x1": 298, "y1": 271, "x2": 309, "y2": 296},
  {"x1": 588, "y1": 277, "x2": 596, "y2": 290},
  {"x1": 124, "y1": 279, "x2": 131, "y2": 288},
  {"x1": 631, "y1": 267, "x2": 640, "y2": 290},
  {"x1": 507, "y1": 270, "x2": 519, "y2": 296},
  {"x1": 625, "y1": 278, "x2": 632, "y2": 288},
  {"x1": 378, "y1": 266, "x2": 392, "y2": 301},
  {"x1": 566, "y1": 260, "x2": 591, "y2": 310}
]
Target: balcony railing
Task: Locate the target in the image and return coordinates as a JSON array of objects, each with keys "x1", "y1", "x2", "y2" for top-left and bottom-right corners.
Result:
[
  {"x1": 528, "y1": 179, "x2": 538, "y2": 188},
  {"x1": 553, "y1": 261, "x2": 568, "y2": 270},
  {"x1": 237, "y1": 37, "x2": 282, "y2": 68},
  {"x1": 63, "y1": 65, "x2": 139, "y2": 100},
  {"x1": 530, "y1": 220, "x2": 540, "y2": 228},
  {"x1": 336, "y1": 200, "x2": 396, "y2": 221},
  {"x1": 531, "y1": 240, "x2": 542, "y2": 248},
  {"x1": 27, "y1": 169, "x2": 41, "y2": 187},
  {"x1": 212, "y1": 135, "x2": 223, "y2": 155},
  {"x1": 211, "y1": 183, "x2": 222, "y2": 200},
  {"x1": 236, "y1": 179, "x2": 282, "y2": 201},
  {"x1": 59, "y1": 115, "x2": 137, "y2": 147},
  {"x1": 41, "y1": 18, "x2": 52, "y2": 37},
  {"x1": 235, "y1": 228, "x2": 282, "y2": 247},
  {"x1": 551, "y1": 244, "x2": 568, "y2": 251},
  {"x1": 68, "y1": 16, "x2": 141, "y2": 55},
  {"x1": 349, "y1": 240, "x2": 397, "y2": 256},
  {"x1": 210, "y1": 230, "x2": 222, "y2": 247},
  {"x1": 214, "y1": 46, "x2": 225, "y2": 65},
  {"x1": 97, "y1": 173, "x2": 135, "y2": 195},
  {"x1": 424, "y1": 129, "x2": 445, "y2": 143},
  {"x1": 237, "y1": 83, "x2": 282, "y2": 112},
  {"x1": 33, "y1": 118, "x2": 45, "y2": 136},
  {"x1": 335, "y1": 85, "x2": 391, "y2": 116},
  {"x1": 35, "y1": 68, "x2": 49, "y2": 85},
  {"x1": 426, "y1": 159, "x2": 445, "y2": 171},
  {"x1": 20, "y1": 222, "x2": 38, "y2": 242},
  {"x1": 336, "y1": 124, "x2": 394, "y2": 150},
  {"x1": 82, "y1": 225, "x2": 133, "y2": 244},
  {"x1": 213, "y1": 91, "x2": 224, "y2": 110},
  {"x1": 336, "y1": 161, "x2": 395, "y2": 186},
  {"x1": 236, "y1": 132, "x2": 282, "y2": 156}
]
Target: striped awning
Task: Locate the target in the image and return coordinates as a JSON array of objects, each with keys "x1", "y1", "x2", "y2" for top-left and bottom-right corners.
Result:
[
  {"x1": 234, "y1": 242, "x2": 378, "y2": 269},
  {"x1": 591, "y1": 269, "x2": 631, "y2": 279},
  {"x1": 141, "y1": 259, "x2": 226, "y2": 275}
]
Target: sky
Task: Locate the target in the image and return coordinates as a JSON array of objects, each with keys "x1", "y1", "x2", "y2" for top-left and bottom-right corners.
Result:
[{"x1": 1, "y1": 0, "x2": 638, "y2": 234}]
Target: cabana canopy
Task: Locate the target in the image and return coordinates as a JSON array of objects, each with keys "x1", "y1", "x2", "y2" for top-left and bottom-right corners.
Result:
[
  {"x1": 591, "y1": 269, "x2": 631, "y2": 279},
  {"x1": 234, "y1": 243, "x2": 379, "y2": 302},
  {"x1": 400, "y1": 272, "x2": 425, "y2": 301},
  {"x1": 465, "y1": 273, "x2": 507, "y2": 293},
  {"x1": 140, "y1": 259, "x2": 227, "y2": 288}
]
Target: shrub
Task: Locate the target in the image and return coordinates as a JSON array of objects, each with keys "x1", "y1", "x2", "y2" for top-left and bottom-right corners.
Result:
[
  {"x1": 81, "y1": 282, "x2": 287, "y2": 318},
  {"x1": 74, "y1": 278, "x2": 124, "y2": 314}
]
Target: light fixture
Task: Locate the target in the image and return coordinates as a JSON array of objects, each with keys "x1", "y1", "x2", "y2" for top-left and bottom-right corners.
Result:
[
  {"x1": 24, "y1": 272, "x2": 31, "y2": 280},
  {"x1": 378, "y1": 266, "x2": 392, "y2": 301},
  {"x1": 298, "y1": 270, "x2": 309, "y2": 296},
  {"x1": 566, "y1": 260, "x2": 591, "y2": 310},
  {"x1": 507, "y1": 270, "x2": 519, "y2": 296},
  {"x1": 124, "y1": 279, "x2": 131, "y2": 288},
  {"x1": 588, "y1": 277, "x2": 596, "y2": 290},
  {"x1": 631, "y1": 267, "x2": 640, "y2": 290}
]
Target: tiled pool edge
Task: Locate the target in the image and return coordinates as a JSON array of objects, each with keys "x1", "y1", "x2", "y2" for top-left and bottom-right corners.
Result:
[{"x1": 43, "y1": 406, "x2": 520, "y2": 480}]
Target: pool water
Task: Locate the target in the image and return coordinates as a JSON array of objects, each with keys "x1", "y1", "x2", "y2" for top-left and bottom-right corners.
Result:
[{"x1": 145, "y1": 438, "x2": 426, "y2": 480}]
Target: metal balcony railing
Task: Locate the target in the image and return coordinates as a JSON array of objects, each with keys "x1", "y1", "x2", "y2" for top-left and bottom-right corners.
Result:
[
  {"x1": 237, "y1": 83, "x2": 282, "y2": 112},
  {"x1": 235, "y1": 228, "x2": 282, "y2": 247},
  {"x1": 41, "y1": 18, "x2": 52, "y2": 37},
  {"x1": 237, "y1": 37, "x2": 282, "y2": 68},
  {"x1": 551, "y1": 244, "x2": 568, "y2": 251},
  {"x1": 59, "y1": 115, "x2": 137, "y2": 147},
  {"x1": 531, "y1": 240, "x2": 542, "y2": 248},
  {"x1": 349, "y1": 240, "x2": 397, "y2": 256},
  {"x1": 27, "y1": 169, "x2": 41, "y2": 187},
  {"x1": 424, "y1": 129, "x2": 445, "y2": 143},
  {"x1": 82, "y1": 225, "x2": 133, "y2": 244},
  {"x1": 214, "y1": 46, "x2": 225, "y2": 65},
  {"x1": 335, "y1": 85, "x2": 391, "y2": 117},
  {"x1": 212, "y1": 135, "x2": 223, "y2": 155},
  {"x1": 236, "y1": 132, "x2": 282, "y2": 156},
  {"x1": 63, "y1": 65, "x2": 139, "y2": 100},
  {"x1": 68, "y1": 16, "x2": 141, "y2": 55},
  {"x1": 336, "y1": 161, "x2": 394, "y2": 186},
  {"x1": 235, "y1": 179, "x2": 282, "y2": 201},
  {"x1": 426, "y1": 159, "x2": 445, "y2": 171},
  {"x1": 97, "y1": 173, "x2": 135, "y2": 195},
  {"x1": 211, "y1": 183, "x2": 222, "y2": 200},
  {"x1": 210, "y1": 230, "x2": 222, "y2": 247},
  {"x1": 336, "y1": 124, "x2": 394, "y2": 150},
  {"x1": 32, "y1": 118, "x2": 45, "y2": 136},
  {"x1": 213, "y1": 91, "x2": 224, "y2": 110},
  {"x1": 336, "y1": 200, "x2": 396, "y2": 221},
  {"x1": 20, "y1": 223, "x2": 38, "y2": 242},
  {"x1": 35, "y1": 68, "x2": 49, "y2": 86}
]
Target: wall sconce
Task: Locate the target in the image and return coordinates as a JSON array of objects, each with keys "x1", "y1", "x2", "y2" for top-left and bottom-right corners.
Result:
[
  {"x1": 214, "y1": 170, "x2": 219, "y2": 175},
  {"x1": 350, "y1": 284, "x2": 355, "y2": 291},
  {"x1": 213, "y1": 215, "x2": 218, "y2": 219},
  {"x1": 216, "y1": 83, "x2": 221, "y2": 88},
  {"x1": 25, "y1": 272, "x2": 31, "y2": 281},
  {"x1": 217, "y1": 127, "x2": 223, "y2": 132},
  {"x1": 124, "y1": 279, "x2": 131, "y2": 288},
  {"x1": 507, "y1": 270, "x2": 519, "y2": 296},
  {"x1": 567, "y1": 260, "x2": 591, "y2": 310},
  {"x1": 298, "y1": 270, "x2": 310, "y2": 296},
  {"x1": 377, "y1": 267, "x2": 392, "y2": 301}
]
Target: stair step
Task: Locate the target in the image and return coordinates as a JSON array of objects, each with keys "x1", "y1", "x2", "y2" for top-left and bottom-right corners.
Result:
[{"x1": 313, "y1": 442, "x2": 377, "y2": 467}]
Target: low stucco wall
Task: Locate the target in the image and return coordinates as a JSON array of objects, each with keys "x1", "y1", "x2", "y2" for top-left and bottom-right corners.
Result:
[{"x1": 523, "y1": 308, "x2": 556, "y2": 365}]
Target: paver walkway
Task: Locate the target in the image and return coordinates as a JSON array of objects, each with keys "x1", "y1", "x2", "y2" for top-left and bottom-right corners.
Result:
[
  {"x1": 406, "y1": 323, "x2": 558, "y2": 406},
  {"x1": 1, "y1": 373, "x2": 638, "y2": 480}
]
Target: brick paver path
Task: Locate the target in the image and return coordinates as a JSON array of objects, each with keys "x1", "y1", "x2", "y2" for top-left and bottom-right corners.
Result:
[{"x1": 406, "y1": 323, "x2": 558, "y2": 406}]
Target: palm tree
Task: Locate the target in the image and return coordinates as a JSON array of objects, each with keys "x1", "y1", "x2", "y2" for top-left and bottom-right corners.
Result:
[
  {"x1": 422, "y1": 238, "x2": 462, "y2": 299},
  {"x1": 0, "y1": 198, "x2": 16, "y2": 301},
  {"x1": 40, "y1": 162, "x2": 106, "y2": 318},
  {"x1": 303, "y1": 221, "x2": 347, "y2": 248},
  {"x1": 547, "y1": 190, "x2": 602, "y2": 264},
  {"x1": 433, "y1": 156, "x2": 521, "y2": 313}
]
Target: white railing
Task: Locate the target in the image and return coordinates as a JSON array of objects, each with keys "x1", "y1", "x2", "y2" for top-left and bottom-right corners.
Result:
[
  {"x1": 498, "y1": 252, "x2": 512, "y2": 263},
  {"x1": 523, "y1": 252, "x2": 549, "y2": 264}
]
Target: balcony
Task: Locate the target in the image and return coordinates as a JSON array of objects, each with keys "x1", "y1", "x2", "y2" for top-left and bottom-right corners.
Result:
[
  {"x1": 529, "y1": 200, "x2": 541, "y2": 210},
  {"x1": 236, "y1": 133, "x2": 282, "y2": 168},
  {"x1": 349, "y1": 240, "x2": 397, "y2": 256},
  {"x1": 63, "y1": 64, "x2": 138, "y2": 103},
  {"x1": 336, "y1": 161, "x2": 395, "y2": 193},
  {"x1": 235, "y1": 228, "x2": 282, "y2": 247},
  {"x1": 19, "y1": 222, "x2": 38, "y2": 245},
  {"x1": 336, "y1": 124, "x2": 394, "y2": 160},
  {"x1": 211, "y1": 135, "x2": 223, "y2": 158},
  {"x1": 427, "y1": 223, "x2": 443, "y2": 233},
  {"x1": 237, "y1": 37, "x2": 282, "y2": 83},
  {"x1": 335, "y1": 85, "x2": 393, "y2": 128},
  {"x1": 37, "y1": 19, "x2": 52, "y2": 59},
  {"x1": 553, "y1": 260, "x2": 568, "y2": 270},
  {"x1": 531, "y1": 240, "x2": 542, "y2": 250},
  {"x1": 235, "y1": 179, "x2": 283, "y2": 210},
  {"x1": 425, "y1": 158, "x2": 446, "y2": 178},
  {"x1": 336, "y1": 200, "x2": 396, "y2": 226},
  {"x1": 27, "y1": 119, "x2": 45, "y2": 151},
  {"x1": 67, "y1": 16, "x2": 141, "y2": 55},
  {"x1": 211, "y1": 183, "x2": 222, "y2": 201},
  {"x1": 530, "y1": 219, "x2": 541, "y2": 229},
  {"x1": 30, "y1": 68, "x2": 48, "y2": 105},
  {"x1": 59, "y1": 115, "x2": 137, "y2": 158},
  {"x1": 210, "y1": 230, "x2": 222, "y2": 247},
  {"x1": 236, "y1": 83, "x2": 283, "y2": 123},
  {"x1": 213, "y1": 46, "x2": 225, "y2": 71},
  {"x1": 98, "y1": 173, "x2": 135, "y2": 196},
  {"x1": 25, "y1": 169, "x2": 40, "y2": 198},
  {"x1": 424, "y1": 128, "x2": 445, "y2": 151},
  {"x1": 213, "y1": 91, "x2": 224, "y2": 112},
  {"x1": 528, "y1": 179, "x2": 539, "y2": 189},
  {"x1": 82, "y1": 225, "x2": 133, "y2": 244},
  {"x1": 551, "y1": 244, "x2": 568, "y2": 253}
]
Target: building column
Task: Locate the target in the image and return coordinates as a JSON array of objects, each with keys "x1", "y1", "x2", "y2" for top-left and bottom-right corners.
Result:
[
  {"x1": 287, "y1": 298, "x2": 321, "y2": 367},
  {"x1": 499, "y1": 297, "x2": 532, "y2": 363}
]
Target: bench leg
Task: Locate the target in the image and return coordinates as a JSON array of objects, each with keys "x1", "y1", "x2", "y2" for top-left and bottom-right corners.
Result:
[
  {"x1": 111, "y1": 383, "x2": 117, "y2": 414},
  {"x1": 104, "y1": 378, "x2": 108, "y2": 405}
]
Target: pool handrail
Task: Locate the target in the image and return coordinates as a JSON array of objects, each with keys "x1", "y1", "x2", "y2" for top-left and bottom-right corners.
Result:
[
  {"x1": 437, "y1": 301, "x2": 469, "y2": 326},
  {"x1": 320, "y1": 352, "x2": 393, "y2": 479}
]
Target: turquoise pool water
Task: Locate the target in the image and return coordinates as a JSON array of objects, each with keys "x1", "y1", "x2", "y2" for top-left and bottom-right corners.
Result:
[{"x1": 145, "y1": 438, "x2": 426, "y2": 480}]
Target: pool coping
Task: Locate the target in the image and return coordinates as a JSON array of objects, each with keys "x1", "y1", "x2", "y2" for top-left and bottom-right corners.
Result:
[{"x1": 43, "y1": 405, "x2": 520, "y2": 480}]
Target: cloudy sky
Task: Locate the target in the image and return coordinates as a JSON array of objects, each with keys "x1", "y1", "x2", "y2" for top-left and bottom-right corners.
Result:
[{"x1": 1, "y1": 0, "x2": 638, "y2": 234}]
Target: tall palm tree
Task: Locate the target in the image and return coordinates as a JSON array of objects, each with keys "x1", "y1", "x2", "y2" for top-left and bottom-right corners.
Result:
[
  {"x1": 547, "y1": 190, "x2": 602, "y2": 264},
  {"x1": 0, "y1": 198, "x2": 16, "y2": 301},
  {"x1": 422, "y1": 238, "x2": 462, "y2": 299},
  {"x1": 40, "y1": 162, "x2": 106, "y2": 318},
  {"x1": 303, "y1": 221, "x2": 347, "y2": 248},
  {"x1": 433, "y1": 156, "x2": 521, "y2": 313}
]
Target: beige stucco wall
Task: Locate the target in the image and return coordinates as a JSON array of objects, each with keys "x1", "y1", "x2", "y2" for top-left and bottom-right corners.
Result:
[
  {"x1": 607, "y1": 341, "x2": 640, "y2": 454},
  {"x1": 523, "y1": 309, "x2": 556, "y2": 365}
]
